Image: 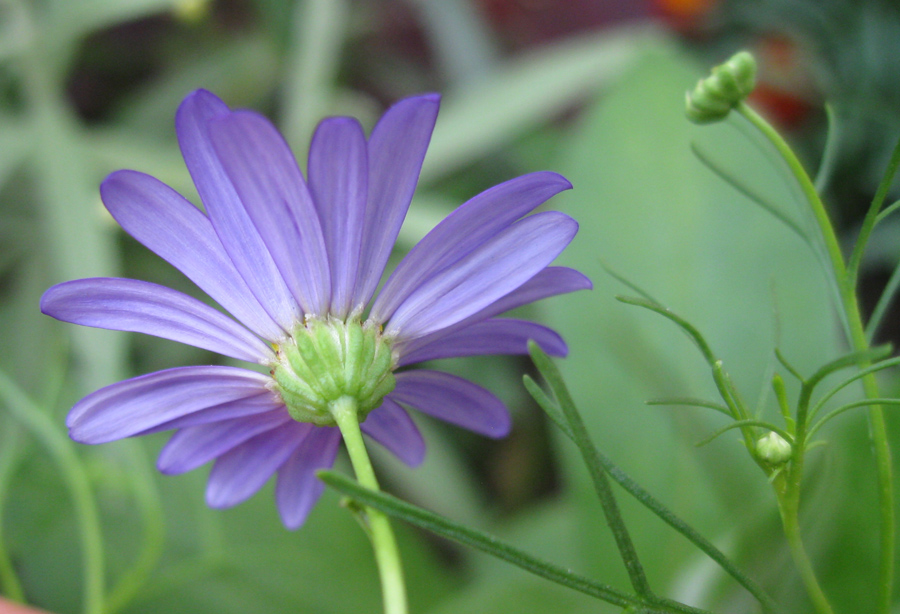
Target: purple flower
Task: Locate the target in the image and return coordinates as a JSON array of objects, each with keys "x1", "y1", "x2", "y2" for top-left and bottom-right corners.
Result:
[{"x1": 41, "y1": 90, "x2": 589, "y2": 529}]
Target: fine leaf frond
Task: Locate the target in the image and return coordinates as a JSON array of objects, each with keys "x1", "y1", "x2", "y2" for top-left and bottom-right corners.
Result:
[
  {"x1": 808, "y1": 398, "x2": 900, "y2": 439},
  {"x1": 695, "y1": 420, "x2": 792, "y2": 449},
  {"x1": 810, "y1": 356, "x2": 900, "y2": 420},
  {"x1": 600, "y1": 261, "x2": 660, "y2": 303},
  {"x1": 814, "y1": 104, "x2": 841, "y2": 194},
  {"x1": 775, "y1": 348, "x2": 806, "y2": 383},
  {"x1": 866, "y1": 260, "x2": 900, "y2": 342},
  {"x1": 874, "y1": 199, "x2": 900, "y2": 225},
  {"x1": 806, "y1": 345, "x2": 893, "y2": 391},
  {"x1": 692, "y1": 142, "x2": 808, "y2": 243},
  {"x1": 318, "y1": 470, "x2": 647, "y2": 610},
  {"x1": 646, "y1": 397, "x2": 732, "y2": 418},
  {"x1": 615, "y1": 296, "x2": 717, "y2": 366},
  {"x1": 523, "y1": 375, "x2": 574, "y2": 440}
]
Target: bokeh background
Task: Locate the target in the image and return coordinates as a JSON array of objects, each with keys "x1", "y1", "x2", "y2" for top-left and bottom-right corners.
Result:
[{"x1": 4, "y1": 0, "x2": 900, "y2": 612}]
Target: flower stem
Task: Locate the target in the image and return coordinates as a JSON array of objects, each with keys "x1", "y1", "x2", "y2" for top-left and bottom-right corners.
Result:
[
  {"x1": 738, "y1": 102, "x2": 895, "y2": 613},
  {"x1": 330, "y1": 397, "x2": 407, "y2": 614}
]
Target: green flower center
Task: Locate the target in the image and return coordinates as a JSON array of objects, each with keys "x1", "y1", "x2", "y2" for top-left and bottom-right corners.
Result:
[{"x1": 269, "y1": 318, "x2": 397, "y2": 426}]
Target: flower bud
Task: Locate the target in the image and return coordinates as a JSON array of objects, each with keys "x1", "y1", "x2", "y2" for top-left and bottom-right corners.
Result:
[
  {"x1": 756, "y1": 431, "x2": 792, "y2": 466},
  {"x1": 686, "y1": 51, "x2": 757, "y2": 124},
  {"x1": 270, "y1": 318, "x2": 396, "y2": 426}
]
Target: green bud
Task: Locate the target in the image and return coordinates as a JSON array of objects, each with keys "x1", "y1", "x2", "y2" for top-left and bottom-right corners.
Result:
[
  {"x1": 686, "y1": 51, "x2": 757, "y2": 124},
  {"x1": 756, "y1": 431, "x2": 792, "y2": 466},
  {"x1": 270, "y1": 318, "x2": 397, "y2": 426}
]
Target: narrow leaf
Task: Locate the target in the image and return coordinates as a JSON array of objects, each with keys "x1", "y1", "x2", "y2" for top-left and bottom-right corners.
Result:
[
  {"x1": 526, "y1": 350, "x2": 777, "y2": 612},
  {"x1": 523, "y1": 375, "x2": 574, "y2": 440},
  {"x1": 809, "y1": 398, "x2": 900, "y2": 439},
  {"x1": 811, "y1": 356, "x2": 900, "y2": 420},
  {"x1": 318, "y1": 470, "x2": 643, "y2": 609},
  {"x1": 694, "y1": 420, "x2": 792, "y2": 449},
  {"x1": 646, "y1": 397, "x2": 732, "y2": 418},
  {"x1": 692, "y1": 142, "x2": 807, "y2": 242},
  {"x1": 616, "y1": 296, "x2": 716, "y2": 366},
  {"x1": 528, "y1": 341, "x2": 652, "y2": 597}
]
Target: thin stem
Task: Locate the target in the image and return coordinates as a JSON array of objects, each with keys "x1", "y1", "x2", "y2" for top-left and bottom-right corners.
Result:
[
  {"x1": 847, "y1": 134, "x2": 900, "y2": 288},
  {"x1": 0, "y1": 371, "x2": 104, "y2": 614},
  {"x1": 330, "y1": 397, "x2": 407, "y2": 614},
  {"x1": 738, "y1": 102, "x2": 895, "y2": 614},
  {"x1": 779, "y1": 502, "x2": 835, "y2": 614},
  {"x1": 529, "y1": 343, "x2": 652, "y2": 597},
  {"x1": 319, "y1": 471, "x2": 715, "y2": 614}
]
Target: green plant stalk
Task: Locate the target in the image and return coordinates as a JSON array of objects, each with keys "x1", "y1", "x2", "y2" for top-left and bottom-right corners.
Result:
[
  {"x1": 104, "y1": 444, "x2": 166, "y2": 614},
  {"x1": 0, "y1": 424, "x2": 25, "y2": 602},
  {"x1": 738, "y1": 102, "x2": 894, "y2": 614},
  {"x1": 528, "y1": 342, "x2": 652, "y2": 597},
  {"x1": 0, "y1": 371, "x2": 105, "y2": 614},
  {"x1": 329, "y1": 397, "x2": 407, "y2": 614},
  {"x1": 318, "y1": 471, "x2": 714, "y2": 614}
]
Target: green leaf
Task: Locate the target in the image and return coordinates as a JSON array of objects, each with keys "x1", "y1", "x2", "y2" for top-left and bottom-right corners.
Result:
[
  {"x1": 319, "y1": 471, "x2": 678, "y2": 612},
  {"x1": 615, "y1": 296, "x2": 717, "y2": 366},
  {"x1": 527, "y1": 342, "x2": 651, "y2": 597},
  {"x1": 522, "y1": 374, "x2": 575, "y2": 440}
]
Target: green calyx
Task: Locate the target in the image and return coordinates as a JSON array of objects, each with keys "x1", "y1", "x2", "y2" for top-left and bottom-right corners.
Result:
[
  {"x1": 756, "y1": 431, "x2": 792, "y2": 466},
  {"x1": 270, "y1": 318, "x2": 397, "y2": 426},
  {"x1": 686, "y1": 50, "x2": 757, "y2": 124}
]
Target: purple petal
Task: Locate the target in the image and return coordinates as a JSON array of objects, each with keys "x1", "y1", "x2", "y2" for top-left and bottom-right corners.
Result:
[
  {"x1": 176, "y1": 89, "x2": 301, "y2": 329},
  {"x1": 137, "y1": 392, "x2": 284, "y2": 435},
  {"x1": 361, "y1": 398, "x2": 425, "y2": 467},
  {"x1": 157, "y1": 408, "x2": 293, "y2": 475},
  {"x1": 41, "y1": 278, "x2": 272, "y2": 363},
  {"x1": 351, "y1": 94, "x2": 440, "y2": 311},
  {"x1": 276, "y1": 427, "x2": 342, "y2": 529},
  {"x1": 398, "y1": 318, "x2": 566, "y2": 366},
  {"x1": 209, "y1": 111, "x2": 331, "y2": 316},
  {"x1": 308, "y1": 117, "x2": 368, "y2": 319},
  {"x1": 391, "y1": 370, "x2": 510, "y2": 438},
  {"x1": 206, "y1": 420, "x2": 312, "y2": 509},
  {"x1": 100, "y1": 170, "x2": 283, "y2": 341},
  {"x1": 396, "y1": 266, "x2": 591, "y2": 357},
  {"x1": 371, "y1": 172, "x2": 571, "y2": 322},
  {"x1": 386, "y1": 212, "x2": 578, "y2": 341},
  {"x1": 68, "y1": 366, "x2": 271, "y2": 444}
]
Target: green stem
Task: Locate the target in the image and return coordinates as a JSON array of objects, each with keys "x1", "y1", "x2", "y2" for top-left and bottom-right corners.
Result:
[
  {"x1": 329, "y1": 397, "x2": 407, "y2": 614},
  {"x1": 0, "y1": 371, "x2": 105, "y2": 614},
  {"x1": 738, "y1": 102, "x2": 895, "y2": 614},
  {"x1": 319, "y1": 471, "x2": 714, "y2": 614},
  {"x1": 778, "y1": 499, "x2": 834, "y2": 614},
  {"x1": 528, "y1": 343, "x2": 651, "y2": 597}
]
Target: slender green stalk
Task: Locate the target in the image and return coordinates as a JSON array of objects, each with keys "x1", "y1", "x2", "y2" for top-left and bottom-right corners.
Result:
[
  {"x1": 528, "y1": 342, "x2": 652, "y2": 597},
  {"x1": 104, "y1": 444, "x2": 166, "y2": 614},
  {"x1": 526, "y1": 350, "x2": 777, "y2": 612},
  {"x1": 329, "y1": 397, "x2": 407, "y2": 614},
  {"x1": 0, "y1": 424, "x2": 25, "y2": 602},
  {"x1": 778, "y1": 501, "x2": 834, "y2": 614},
  {"x1": 846, "y1": 134, "x2": 900, "y2": 287},
  {"x1": 318, "y1": 471, "x2": 714, "y2": 614},
  {"x1": 738, "y1": 102, "x2": 895, "y2": 613},
  {"x1": 0, "y1": 371, "x2": 105, "y2": 614}
]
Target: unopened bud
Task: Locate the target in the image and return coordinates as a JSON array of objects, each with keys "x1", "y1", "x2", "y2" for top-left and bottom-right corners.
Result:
[
  {"x1": 756, "y1": 431, "x2": 792, "y2": 466},
  {"x1": 686, "y1": 51, "x2": 757, "y2": 124}
]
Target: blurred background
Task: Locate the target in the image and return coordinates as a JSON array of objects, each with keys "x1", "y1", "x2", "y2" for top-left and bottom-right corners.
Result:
[{"x1": 3, "y1": 0, "x2": 900, "y2": 612}]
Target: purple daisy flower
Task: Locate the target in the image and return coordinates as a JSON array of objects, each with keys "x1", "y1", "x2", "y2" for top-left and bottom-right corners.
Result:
[{"x1": 40, "y1": 89, "x2": 589, "y2": 529}]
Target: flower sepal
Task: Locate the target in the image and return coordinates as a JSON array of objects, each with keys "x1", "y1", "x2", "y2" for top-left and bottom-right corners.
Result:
[{"x1": 271, "y1": 318, "x2": 397, "y2": 426}]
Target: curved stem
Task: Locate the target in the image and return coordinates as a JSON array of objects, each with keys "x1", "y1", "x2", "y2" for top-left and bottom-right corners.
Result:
[
  {"x1": 779, "y1": 501, "x2": 835, "y2": 614},
  {"x1": 330, "y1": 397, "x2": 407, "y2": 614},
  {"x1": 738, "y1": 102, "x2": 895, "y2": 614},
  {"x1": 0, "y1": 371, "x2": 105, "y2": 614}
]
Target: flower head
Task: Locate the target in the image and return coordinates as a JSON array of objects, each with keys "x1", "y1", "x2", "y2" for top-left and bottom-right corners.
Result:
[{"x1": 41, "y1": 90, "x2": 589, "y2": 529}]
